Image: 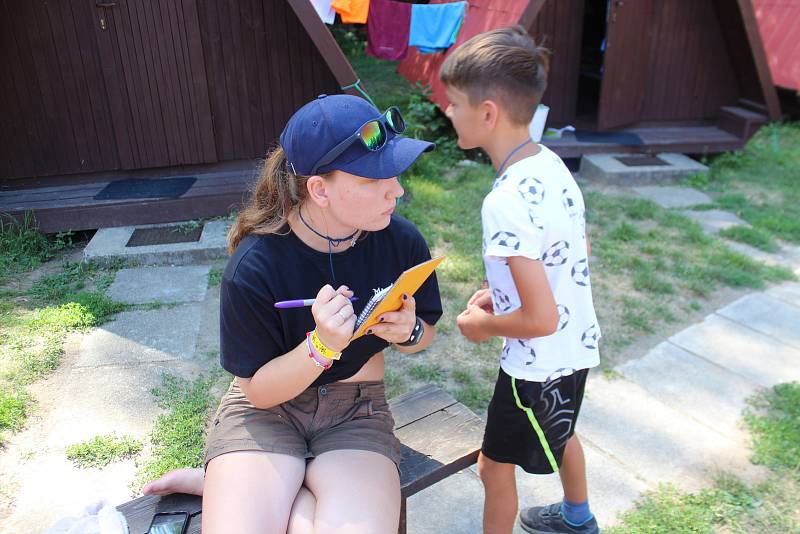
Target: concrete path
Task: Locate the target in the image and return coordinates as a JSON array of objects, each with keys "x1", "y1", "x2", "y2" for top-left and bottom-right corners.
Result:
[
  {"x1": 407, "y1": 280, "x2": 800, "y2": 533},
  {"x1": 0, "y1": 265, "x2": 222, "y2": 534}
]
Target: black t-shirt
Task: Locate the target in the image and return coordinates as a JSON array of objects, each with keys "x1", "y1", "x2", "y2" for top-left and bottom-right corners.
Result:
[{"x1": 219, "y1": 214, "x2": 443, "y2": 386}]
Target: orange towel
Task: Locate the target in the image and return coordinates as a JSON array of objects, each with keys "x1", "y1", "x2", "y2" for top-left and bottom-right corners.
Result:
[{"x1": 332, "y1": 0, "x2": 370, "y2": 24}]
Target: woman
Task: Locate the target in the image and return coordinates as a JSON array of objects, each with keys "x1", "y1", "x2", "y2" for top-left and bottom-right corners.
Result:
[{"x1": 143, "y1": 94, "x2": 442, "y2": 534}]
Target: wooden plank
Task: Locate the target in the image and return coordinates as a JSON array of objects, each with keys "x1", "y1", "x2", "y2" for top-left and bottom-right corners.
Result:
[
  {"x1": 170, "y1": 0, "x2": 198, "y2": 163},
  {"x1": 252, "y1": 0, "x2": 279, "y2": 145},
  {"x1": 389, "y1": 384, "x2": 458, "y2": 429},
  {"x1": 153, "y1": 0, "x2": 184, "y2": 164},
  {"x1": 285, "y1": 0, "x2": 359, "y2": 92},
  {"x1": 117, "y1": 493, "x2": 201, "y2": 534},
  {"x1": 395, "y1": 403, "x2": 484, "y2": 497},
  {"x1": 736, "y1": 0, "x2": 781, "y2": 120}
]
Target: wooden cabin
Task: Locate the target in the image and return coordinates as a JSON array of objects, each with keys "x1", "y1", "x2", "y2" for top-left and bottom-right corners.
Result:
[
  {"x1": 398, "y1": 0, "x2": 782, "y2": 157},
  {"x1": 0, "y1": 0, "x2": 358, "y2": 233}
]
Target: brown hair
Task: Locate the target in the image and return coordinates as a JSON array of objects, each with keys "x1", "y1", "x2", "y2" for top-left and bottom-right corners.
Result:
[
  {"x1": 227, "y1": 146, "x2": 308, "y2": 253},
  {"x1": 439, "y1": 25, "x2": 550, "y2": 125}
]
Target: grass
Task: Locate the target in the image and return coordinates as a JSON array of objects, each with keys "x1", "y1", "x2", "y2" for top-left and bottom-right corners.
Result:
[
  {"x1": 0, "y1": 252, "x2": 127, "y2": 443},
  {"x1": 688, "y1": 123, "x2": 800, "y2": 246},
  {"x1": 208, "y1": 266, "x2": 222, "y2": 287},
  {"x1": 66, "y1": 433, "x2": 143, "y2": 468},
  {"x1": 347, "y1": 43, "x2": 796, "y2": 412},
  {"x1": 744, "y1": 382, "x2": 800, "y2": 471},
  {"x1": 585, "y1": 192, "x2": 794, "y2": 357},
  {"x1": 719, "y1": 225, "x2": 780, "y2": 253},
  {"x1": 134, "y1": 370, "x2": 227, "y2": 489},
  {"x1": 607, "y1": 383, "x2": 800, "y2": 533}
]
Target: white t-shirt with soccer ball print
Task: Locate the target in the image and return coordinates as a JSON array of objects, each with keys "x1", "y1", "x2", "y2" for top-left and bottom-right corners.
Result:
[{"x1": 481, "y1": 144, "x2": 600, "y2": 382}]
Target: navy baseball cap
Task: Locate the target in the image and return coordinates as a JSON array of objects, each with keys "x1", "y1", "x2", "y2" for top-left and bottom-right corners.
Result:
[{"x1": 280, "y1": 94, "x2": 434, "y2": 179}]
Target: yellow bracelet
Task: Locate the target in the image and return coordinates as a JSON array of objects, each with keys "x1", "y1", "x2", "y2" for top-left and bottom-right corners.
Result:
[{"x1": 310, "y1": 329, "x2": 342, "y2": 360}]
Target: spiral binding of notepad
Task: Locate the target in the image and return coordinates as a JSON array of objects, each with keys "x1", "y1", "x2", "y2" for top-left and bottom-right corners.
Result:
[{"x1": 355, "y1": 284, "x2": 393, "y2": 330}]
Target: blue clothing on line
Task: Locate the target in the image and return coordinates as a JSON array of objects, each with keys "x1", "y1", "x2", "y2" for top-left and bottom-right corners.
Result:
[{"x1": 409, "y1": 2, "x2": 466, "y2": 53}]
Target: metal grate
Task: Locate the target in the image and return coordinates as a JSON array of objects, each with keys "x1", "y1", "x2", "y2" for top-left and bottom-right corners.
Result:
[
  {"x1": 126, "y1": 226, "x2": 203, "y2": 247},
  {"x1": 615, "y1": 155, "x2": 670, "y2": 167}
]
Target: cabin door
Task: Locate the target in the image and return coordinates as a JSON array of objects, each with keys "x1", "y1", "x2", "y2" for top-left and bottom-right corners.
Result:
[
  {"x1": 596, "y1": 0, "x2": 655, "y2": 129},
  {"x1": 93, "y1": 0, "x2": 217, "y2": 169}
]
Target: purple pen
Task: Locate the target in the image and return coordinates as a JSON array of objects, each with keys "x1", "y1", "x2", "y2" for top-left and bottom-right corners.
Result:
[{"x1": 274, "y1": 296, "x2": 358, "y2": 309}]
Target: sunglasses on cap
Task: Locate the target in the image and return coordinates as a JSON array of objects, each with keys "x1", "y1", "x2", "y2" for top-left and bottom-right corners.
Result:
[{"x1": 309, "y1": 107, "x2": 406, "y2": 176}]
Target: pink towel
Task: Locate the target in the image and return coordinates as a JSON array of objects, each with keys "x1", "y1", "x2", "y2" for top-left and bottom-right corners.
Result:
[{"x1": 366, "y1": 0, "x2": 412, "y2": 61}]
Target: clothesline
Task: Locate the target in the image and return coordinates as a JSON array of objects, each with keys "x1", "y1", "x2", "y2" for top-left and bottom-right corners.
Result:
[{"x1": 311, "y1": 0, "x2": 468, "y2": 61}]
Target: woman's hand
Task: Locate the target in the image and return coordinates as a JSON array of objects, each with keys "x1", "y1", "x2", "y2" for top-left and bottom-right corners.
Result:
[
  {"x1": 311, "y1": 285, "x2": 356, "y2": 353},
  {"x1": 368, "y1": 294, "x2": 417, "y2": 344}
]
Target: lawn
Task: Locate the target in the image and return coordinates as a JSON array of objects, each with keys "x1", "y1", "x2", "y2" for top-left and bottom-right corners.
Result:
[{"x1": 346, "y1": 48, "x2": 794, "y2": 411}]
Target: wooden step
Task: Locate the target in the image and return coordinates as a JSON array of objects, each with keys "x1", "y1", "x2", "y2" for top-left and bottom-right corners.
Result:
[{"x1": 718, "y1": 105, "x2": 769, "y2": 140}]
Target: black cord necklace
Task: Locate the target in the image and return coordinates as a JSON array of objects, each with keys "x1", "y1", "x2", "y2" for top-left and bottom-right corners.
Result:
[
  {"x1": 298, "y1": 206, "x2": 359, "y2": 284},
  {"x1": 496, "y1": 138, "x2": 533, "y2": 179}
]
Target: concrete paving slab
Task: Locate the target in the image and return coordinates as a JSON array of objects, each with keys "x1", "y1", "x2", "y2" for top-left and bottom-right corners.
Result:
[
  {"x1": 618, "y1": 342, "x2": 759, "y2": 440},
  {"x1": 84, "y1": 220, "x2": 229, "y2": 266},
  {"x1": 680, "y1": 209, "x2": 749, "y2": 235},
  {"x1": 579, "y1": 153, "x2": 708, "y2": 185},
  {"x1": 407, "y1": 469, "x2": 484, "y2": 534},
  {"x1": 577, "y1": 376, "x2": 764, "y2": 492},
  {"x1": 75, "y1": 304, "x2": 203, "y2": 367},
  {"x1": 669, "y1": 314, "x2": 800, "y2": 387},
  {"x1": 766, "y1": 282, "x2": 800, "y2": 308},
  {"x1": 717, "y1": 293, "x2": 800, "y2": 350},
  {"x1": 632, "y1": 186, "x2": 713, "y2": 208},
  {"x1": 108, "y1": 266, "x2": 210, "y2": 304},
  {"x1": 514, "y1": 439, "x2": 650, "y2": 529}
]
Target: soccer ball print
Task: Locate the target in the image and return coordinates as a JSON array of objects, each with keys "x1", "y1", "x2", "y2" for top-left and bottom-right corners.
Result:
[
  {"x1": 556, "y1": 304, "x2": 570, "y2": 331},
  {"x1": 571, "y1": 258, "x2": 590, "y2": 286},
  {"x1": 493, "y1": 173, "x2": 509, "y2": 189},
  {"x1": 545, "y1": 367, "x2": 576, "y2": 382},
  {"x1": 492, "y1": 288, "x2": 513, "y2": 312},
  {"x1": 561, "y1": 188, "x2": 580, "y2": 217},
  {"x1": 528, "y1": 208, "x2": 544, "y2": 230},
  {"x1": 542, "y1": 240, "x2": 570, "y2": 266},
  {"x1": 517, "y1": 339, "x2": 537, "y2": 366},
  {"x1": 517, "y1": 177, "x2": 545, "y2": 205},
  {"x1": 490, "y1": 231, "x2": 520, "y2": 251},
  {"x1": 581, "y1": 324, "x2": 600, "y2": 349}
]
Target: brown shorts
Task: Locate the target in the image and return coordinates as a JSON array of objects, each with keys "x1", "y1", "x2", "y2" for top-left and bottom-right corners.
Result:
[{"x1": 204, "y1": 380, "x2": 402, "y2": 469}]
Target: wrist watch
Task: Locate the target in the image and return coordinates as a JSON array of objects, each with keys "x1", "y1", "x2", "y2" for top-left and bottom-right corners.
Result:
[{"x1": 397, "y1": 316, "x2": 424, "y2": 347}]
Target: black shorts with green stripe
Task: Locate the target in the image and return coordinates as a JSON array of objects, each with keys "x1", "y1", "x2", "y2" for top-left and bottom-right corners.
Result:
[{"x1": 482, "y1": 367, "x2": 589, "y2": 474}]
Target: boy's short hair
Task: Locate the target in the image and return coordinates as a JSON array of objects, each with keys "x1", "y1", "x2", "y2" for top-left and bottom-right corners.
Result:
[{"x1": 440, "y1": 25, "x2": 549, "y2": 125}]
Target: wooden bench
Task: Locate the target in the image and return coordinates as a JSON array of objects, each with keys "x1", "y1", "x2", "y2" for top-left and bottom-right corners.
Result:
[{"x1": 118, "y1": 385, "x2": 485, "y2": 534}]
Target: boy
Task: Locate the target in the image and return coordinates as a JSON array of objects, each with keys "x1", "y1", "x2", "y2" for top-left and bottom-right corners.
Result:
[{"x1": 442, "y1": 26, "x2": 601, "y2": 534}]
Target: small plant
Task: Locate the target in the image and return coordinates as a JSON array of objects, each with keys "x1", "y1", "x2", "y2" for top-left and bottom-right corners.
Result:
[
  {"x1": 408, "y1": 363, "x2": 446, "y2": 384},
  {"x1": 208, "y1": 267, "x2": 222, "y2": 287},
  {"x1": 175, "y1": 219, "x2": 204, "y2": 235},
  {"x1": 66, "y1": 433, "x2": 142, "y2": 468},
  {"x1": 0, "y1": 212, "x2": 52, "y2": 283},
  {"x1": 744, "y1": 382, "x2": 800, "y2": 471}
]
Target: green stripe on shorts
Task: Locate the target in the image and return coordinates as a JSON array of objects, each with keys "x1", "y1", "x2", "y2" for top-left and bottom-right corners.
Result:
[{"x1": 511, "y1": 376, "x2": 559, "y2": 473}]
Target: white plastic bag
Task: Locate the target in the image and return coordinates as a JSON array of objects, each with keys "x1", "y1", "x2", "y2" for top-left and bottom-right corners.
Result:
[{"x1": 45, "y1": 499, "x2": 128, "y2": 534}]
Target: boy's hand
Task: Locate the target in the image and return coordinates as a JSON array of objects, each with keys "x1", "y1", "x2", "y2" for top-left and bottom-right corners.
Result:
[
  {"x1": 467, "y1": 288, "x2": 494, "y2": 314},
  {"x1": 369, "y1": 294, "x2": 417, "y2": 344},
  {"x1": 457, "y1": 304, "x2": 492, "y2": 343}
]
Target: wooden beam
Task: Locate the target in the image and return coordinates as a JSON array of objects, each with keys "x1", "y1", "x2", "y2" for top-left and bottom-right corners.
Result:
[
  {"x1": 285, "y1": 0, "x2": 362, "y2": 96},
  {"x1": 519, "y1": 0, "x2": 547, "y2": 30},
  {"x1": 737, "y1": 0, "x2": 782, "y2": 120}
]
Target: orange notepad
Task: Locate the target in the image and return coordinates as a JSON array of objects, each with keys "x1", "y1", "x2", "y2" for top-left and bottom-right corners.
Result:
[{"x1": 351, "y1": 256, "x2": 445, "y2": 340}]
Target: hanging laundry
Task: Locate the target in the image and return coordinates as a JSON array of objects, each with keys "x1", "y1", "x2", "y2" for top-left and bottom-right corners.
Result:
[
  {"x1": 366, "y1": 0, "x2": 412, "y2": 61},
  {"x1": 311, "y1": 0, "x2": 336, "y2": 24},
  {"x1": 332, "y1": 0, "x2": 371, "y2": 24},
  {"x1": 409, "y1": 1, "x2": 466, "y2": 54}
]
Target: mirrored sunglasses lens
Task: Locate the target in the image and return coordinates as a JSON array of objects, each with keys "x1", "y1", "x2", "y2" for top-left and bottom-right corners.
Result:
[
  {"x1": 360, "y1": 121, "x2": 385, "y2": 151},
  {"x1": 386, "y1": 108, "x2": 406, "y2": 133}
]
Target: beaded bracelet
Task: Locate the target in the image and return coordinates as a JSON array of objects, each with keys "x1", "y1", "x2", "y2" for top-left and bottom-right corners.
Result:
[
  {"x1": 309, "y1": 329, "x2": 342, "y2": 361},
  {"x1": 306, "y1": 333, "x2": 332, "y2": 370}
]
